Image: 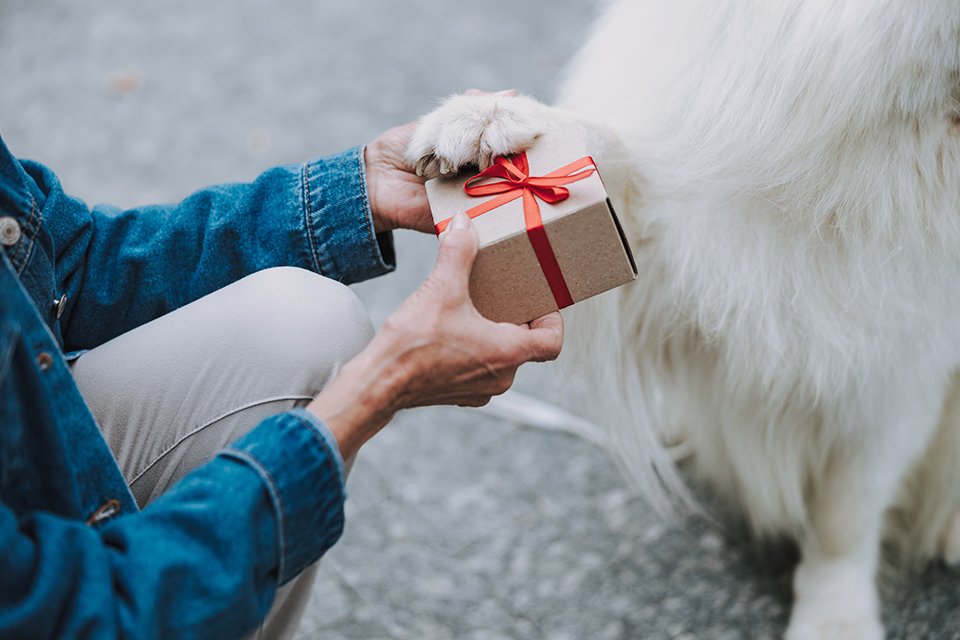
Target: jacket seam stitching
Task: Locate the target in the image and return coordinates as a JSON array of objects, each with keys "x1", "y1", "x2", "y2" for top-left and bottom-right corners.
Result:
[
  {"x1": 290, "y1": 412, "x2": 341, "y2": 478},
  {"x1": 301, "y1": 163, "x2": 323, "y2": 274},
  {"x1": 221, "y1": 448, "x2": 287, "y2": 581},
  {"x1": 13, "y1": 195, "x2": 39, "y2": 274},
  {"x1": 355, "y1": 146, "x2": 386, "y2": 272}
]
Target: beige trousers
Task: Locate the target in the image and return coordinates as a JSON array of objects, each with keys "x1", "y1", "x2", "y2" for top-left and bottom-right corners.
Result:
[{"x1": 70, "y1": 267, "x2": 373, "y2": 640}]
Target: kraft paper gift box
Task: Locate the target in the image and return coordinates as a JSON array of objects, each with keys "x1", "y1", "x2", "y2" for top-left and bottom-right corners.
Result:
[{"x1": 425, "y1": 128, "x2": 638, "y2": 325}]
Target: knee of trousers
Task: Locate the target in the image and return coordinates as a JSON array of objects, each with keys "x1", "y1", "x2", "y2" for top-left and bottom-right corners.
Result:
[{"x1": 226, "y1": 267, "x2": 374, "y2": 392}]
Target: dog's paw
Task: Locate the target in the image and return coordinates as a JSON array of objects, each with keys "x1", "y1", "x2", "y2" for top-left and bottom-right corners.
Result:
[
  {"x1": 939, "y1": 510, "x2": 960, "y2": 565},
  {"x1": 785, "y1": 617, "x2": 884, "y2": 640},
  {"x1": 786, "y1": 596, "x2": 884, "y2": 640},
  {"x1": 786, "y1": 559, "x2": 884, "y2": 640},
  {"x1": 407, "y1": 93, "x2": 548, "y2": 179}
]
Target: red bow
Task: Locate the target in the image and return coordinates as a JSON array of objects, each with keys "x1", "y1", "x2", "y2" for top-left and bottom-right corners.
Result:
[{"x1": 434, "y1": 152, "x2": 597, "y2": 310}]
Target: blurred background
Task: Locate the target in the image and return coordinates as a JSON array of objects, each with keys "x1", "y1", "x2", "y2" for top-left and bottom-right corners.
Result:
[{"x1": 2, "y1": 1, "x2": 957, "y2": 638}]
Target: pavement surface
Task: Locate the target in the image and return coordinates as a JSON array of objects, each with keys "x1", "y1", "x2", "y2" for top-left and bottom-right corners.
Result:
[{"x1": 2, "y1": 1, "x2": 958, "y2": 638}]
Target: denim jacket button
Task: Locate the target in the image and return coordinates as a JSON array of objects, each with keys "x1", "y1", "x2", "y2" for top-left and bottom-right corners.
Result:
[
  {"x1": 86, "y1": 499, "x2": 122, "y2": 526},
  {"x1": 53, "y1": 294, "x2": 68, "y2": 320},
  {"x1": 0, "y1": 216, "x2": 21, "y2": 247},
  {"x1": 36, "y1": 351, "x2": 53, "y2": 371}
]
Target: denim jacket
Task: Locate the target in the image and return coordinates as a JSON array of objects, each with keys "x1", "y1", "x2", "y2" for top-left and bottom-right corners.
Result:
[{"x1": 0, "y1": 135, "x2": 394, "y2": 639}]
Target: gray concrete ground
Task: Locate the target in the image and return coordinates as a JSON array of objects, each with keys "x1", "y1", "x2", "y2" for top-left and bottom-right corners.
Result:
[{"x1": 2, "y1": 1, "x2": 958, "y2": 638}]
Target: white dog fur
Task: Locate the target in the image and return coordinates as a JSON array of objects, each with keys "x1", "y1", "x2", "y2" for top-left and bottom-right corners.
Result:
[{"x1": 407, "y1": 1, "x2": 960, "y2": 637}]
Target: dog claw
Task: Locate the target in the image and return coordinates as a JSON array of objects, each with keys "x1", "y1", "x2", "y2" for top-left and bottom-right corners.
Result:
[{"x1": 415, "y1": 156, "x2": 430, "y2": 177}]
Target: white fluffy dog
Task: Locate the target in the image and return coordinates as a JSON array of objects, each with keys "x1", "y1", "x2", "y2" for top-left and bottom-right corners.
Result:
[{"x1": 407, "y1": 1, "x2": 960, "y2": 637}]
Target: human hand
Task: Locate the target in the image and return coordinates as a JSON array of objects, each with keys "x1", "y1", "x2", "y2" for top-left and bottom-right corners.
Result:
[
  {"x1": 364, "y1": 122, "x2": 433, "y2": 234},
  {"x1": 364, "y1": 89, "x2": 518, "y2": 234},
  {"x1": 307, "y1": 212, "x2": 562, "y2": 459}
]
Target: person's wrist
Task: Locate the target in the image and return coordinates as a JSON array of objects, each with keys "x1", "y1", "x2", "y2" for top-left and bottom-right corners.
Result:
[
  {"x1": 348, "y1": 326, "x2": 415, "y2": 413},
  {"x1": 306, "y1": 336, "x2": 406, "y2": 458}
]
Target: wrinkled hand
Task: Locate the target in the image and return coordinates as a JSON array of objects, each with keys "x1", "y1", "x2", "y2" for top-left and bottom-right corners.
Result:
[
  {"x1": 307, "y1": 213, "x2": 563, "y2": 459},
  {"x1": 364, "y1": 122, "x2": 434, "y2": 234},
  {"x1": 370, "y1": 212, "x2": 563, "y2": 409},
  {"x1": 364, "y1": 89, "x2": 518, "y2": 234}
]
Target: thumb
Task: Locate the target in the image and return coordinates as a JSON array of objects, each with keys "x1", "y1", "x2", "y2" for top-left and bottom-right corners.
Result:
[{"x1": 431, "y1": 213, "x2": 478, "y2": 294}]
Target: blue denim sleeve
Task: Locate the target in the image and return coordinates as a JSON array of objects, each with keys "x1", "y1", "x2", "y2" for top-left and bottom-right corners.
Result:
[
  {"x1": 0, "y1": 410, "x2": 345, "y2": 639},
  {"x1": 219, "y1": 408, "x2": 347, "y2": 584},
  {"x1": 22, "y1": 145, "x2": 395, "y2": 352}
]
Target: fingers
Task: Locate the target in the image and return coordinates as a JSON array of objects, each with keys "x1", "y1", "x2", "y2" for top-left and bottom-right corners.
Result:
[
  {"x1": 529, "y1": 311, "x2": 563, "y2": 332},
  {"x1": 430, "y1": 213, "x2": 478, "y2": 294},
  {"x1": 521, "y1": 311, "x2": 564, "y2": 362},
  {"x1": 451, "y1": 370, "x2": 517, "y2": 407}
]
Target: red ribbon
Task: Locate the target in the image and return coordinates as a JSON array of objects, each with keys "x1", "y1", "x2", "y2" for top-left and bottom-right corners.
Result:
[{"x1": 434, "y1": 152, "x2": 597, "y2": 310}]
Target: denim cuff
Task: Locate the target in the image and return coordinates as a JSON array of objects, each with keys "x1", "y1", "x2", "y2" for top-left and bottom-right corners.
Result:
[
  {"x1": 221, "y1": 410, "x2": 346, "y2": 585},
  {"x1": 301, "y1": 145, "x2": 396, "y2": 284}
]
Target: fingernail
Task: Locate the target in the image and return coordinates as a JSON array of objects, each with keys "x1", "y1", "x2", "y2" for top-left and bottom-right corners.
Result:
[{"x1": 449, "y1": 212, "x2": 471, "y2": 230}]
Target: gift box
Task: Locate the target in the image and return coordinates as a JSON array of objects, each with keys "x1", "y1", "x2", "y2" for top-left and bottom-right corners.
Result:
[{"x1": 425, "y1": 127, "x2": 638, "y2": 324}]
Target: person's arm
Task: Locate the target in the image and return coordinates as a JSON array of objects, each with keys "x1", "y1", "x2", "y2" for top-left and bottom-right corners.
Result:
[
  {"x1": 0, "y1": 409, "x2": 343, "y2": 639},
  {"x1": 16, "y1": 144, "x2": 394, "y2": 352},
  {"x1": 1, "y1": 212, "x2": 561, "y2": 640},
  {"x1": 308, "y1": 212, "x2": 564, "y2": 459}
]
